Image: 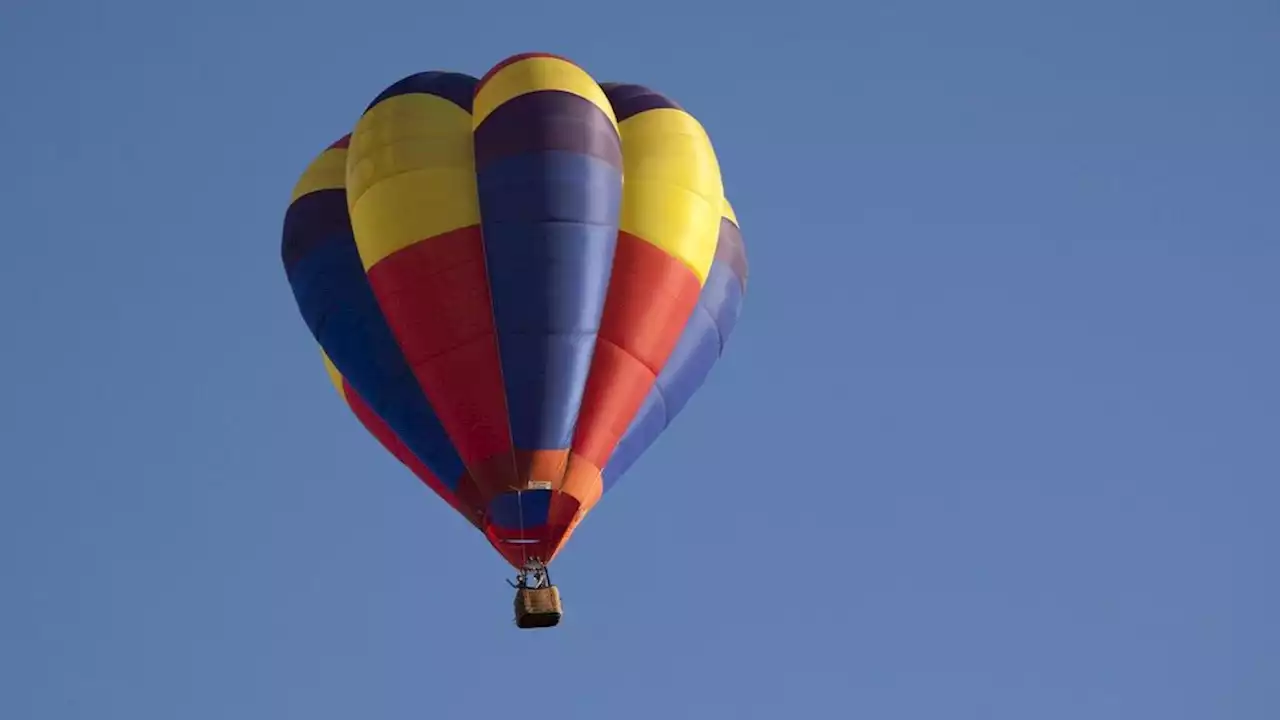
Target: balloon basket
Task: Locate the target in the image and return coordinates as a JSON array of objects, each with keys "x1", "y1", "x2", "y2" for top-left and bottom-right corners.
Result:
[{"x1": 514, "y1": 586, "x2": 562, "y2": 629}]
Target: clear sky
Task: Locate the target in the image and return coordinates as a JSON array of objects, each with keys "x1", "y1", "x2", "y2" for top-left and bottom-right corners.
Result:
[{"x1": 2, "y1": 1, "x2": 1276, "y2": 718}]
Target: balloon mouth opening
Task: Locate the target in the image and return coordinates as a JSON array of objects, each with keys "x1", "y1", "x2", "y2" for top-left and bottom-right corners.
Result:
[{"x1": 503, "y1": 538, "x2": 542, "y2": 545}]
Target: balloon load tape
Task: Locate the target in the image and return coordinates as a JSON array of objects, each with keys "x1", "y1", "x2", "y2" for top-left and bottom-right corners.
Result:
[{"x1": 514, "y1": 586, "x2": 563, "y2": 629}]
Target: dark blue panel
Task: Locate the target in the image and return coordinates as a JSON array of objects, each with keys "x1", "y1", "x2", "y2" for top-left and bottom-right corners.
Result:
[
  {"x1": 364, "y1": 71, "x2": 477, "y2": 114},
  {"x1": 487, "y1": 490, "x2": 552, "y2": 531},
  {"x1": 475, "y1": 150, "x2": 623, "y2": 450},
  {"x1": 282, "y1": 198, "x2": 466, "y2": 485}
]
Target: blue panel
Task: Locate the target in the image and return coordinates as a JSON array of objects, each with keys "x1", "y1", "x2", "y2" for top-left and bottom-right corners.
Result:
[
  {"x1": 475, "y1": 150, "x2": 623, "y2": 450},
  {"x1": 282, "y1": 192, "x2": 466, "y2": 485},
  {"x1": 487, "y1": 490, "x2": 553, "y2": 531},
  {"x1": 601, "y1": 391, "x2": 668, "y2": 491},
  {"x1": 602, "y1": 305, "x2": 720, "y2": 491},
  {"x1": 652, "y1": 304, "x2": 723, "y2": 420},
  {"x1": 600, "y1": 257, "x2": 748, "y2": 491}
]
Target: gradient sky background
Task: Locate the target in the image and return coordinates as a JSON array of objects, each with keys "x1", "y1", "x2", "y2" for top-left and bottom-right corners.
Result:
[{"x1": 2, "y1": 1, "x2": 1277, "y2": 718}]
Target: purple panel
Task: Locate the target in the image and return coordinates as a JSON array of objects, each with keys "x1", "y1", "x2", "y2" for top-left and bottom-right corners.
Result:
[
  {"x1": 473, "y1": 90, "x2": 622, "y2": 173},
  {"x1": 714, "y1": 218, "x2": 749, "y2": 291},
  {"x1": 600, "y1": 82, "x2": 683, "y2": 121}
]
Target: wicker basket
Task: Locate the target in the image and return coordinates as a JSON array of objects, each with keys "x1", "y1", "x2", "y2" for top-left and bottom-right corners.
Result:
[{"x1": 514, "y1": 586, "x2": 563, "y2": 629}]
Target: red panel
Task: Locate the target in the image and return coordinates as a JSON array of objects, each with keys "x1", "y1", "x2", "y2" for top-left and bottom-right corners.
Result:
[
  {"x1": 571, "y1": 232, "x2": 701, "y2": 467},
  {"x1": 366, "y1": 226, "x2": 513, "y2": 469}
]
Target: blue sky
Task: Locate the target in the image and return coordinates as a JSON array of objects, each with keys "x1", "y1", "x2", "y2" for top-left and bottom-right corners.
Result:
[{"x1": 2, "y1": 0, "x2": 1276, "y2": 718}]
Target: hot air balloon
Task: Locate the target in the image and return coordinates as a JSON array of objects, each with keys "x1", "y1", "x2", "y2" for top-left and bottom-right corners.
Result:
[{"x1": 281, "y1": 52, "x2": 748, "y2": 628}]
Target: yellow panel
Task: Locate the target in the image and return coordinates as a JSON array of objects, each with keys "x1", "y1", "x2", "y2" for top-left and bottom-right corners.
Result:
[
  {"x1": 346, "y1": 94, "x2": 479, "y2": 270},
  {"x1": 617, "y1": 108, "x2": 725, "y2": 284},
  {"x1": 320, "y1": 348, "x2": 347, "y2": 402},
  {"x1": 473, "y1": 56, "x2": 616, "y2": 130},
  {"x1": 290, "y1": 147, "x2": 347, "y2": 203},
  {"x1": 722, "y1": 197, "x2": 739, "y2": 226}
]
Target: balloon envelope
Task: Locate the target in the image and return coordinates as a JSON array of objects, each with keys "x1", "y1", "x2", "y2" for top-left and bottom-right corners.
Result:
[{"x1": 282, "y1": 53, "x2": 748, "y2": 569}]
